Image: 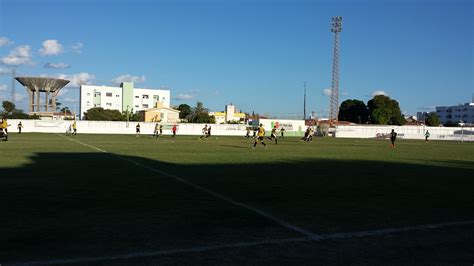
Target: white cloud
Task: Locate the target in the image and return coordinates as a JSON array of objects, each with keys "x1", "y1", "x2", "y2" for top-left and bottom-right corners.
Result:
[
  {"x1": 323, "y1": 88, "x2": 332, "y2": 96},
  {"x1": 44, "y1": 62, "x2": 70, "y2": 69},
  {"x1": 39, "y1": 40, "x2": 64, "y2": 56},
  {"x1": 372, "y1": 90, "x2": 387, "y2": 96},
  {"x1": 111, "y1": 74, "x2": 146, "y2": 86},
  {"x1": 0, "y1": 67, "x2": 11, "y2": 74},
  {"x1": 0, "y1": 45, "x2": 33, "y2": 66},
  {"x1": 0, "y1": 37, "x2": 13, "y2": 47},
  {"x1": 60, "y1": 73, "x2": 95, "y2": 87},
  {"x1": 174, "y1": 93, "x2": 196, "y2": 100},
  {"x1": 71, "y1": 42, "x2": 84, "y2": 54},
  {"x1": 41, "y1": 72, "x2": 95, "y2": 87},
  {"x1": 0, "y1": 84, "x2": 7, "y2": 91}
]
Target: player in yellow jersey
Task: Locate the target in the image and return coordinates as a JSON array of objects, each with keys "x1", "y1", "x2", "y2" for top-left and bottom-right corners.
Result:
[
  {"x1": 267, "y1": 126, "x2": 278, "y2": 144},
  {"x1": 1, "y1": 117, "x2": 9, "y2": 141},
  {"x1": 253, "y1": 123, "x2": 267, "y2": 149},
  {"x1": 72, "y1": 121, "x2": 77, "y2": 136}
]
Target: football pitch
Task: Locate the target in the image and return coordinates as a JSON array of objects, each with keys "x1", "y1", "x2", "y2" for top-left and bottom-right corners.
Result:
[{"x1": 1, "y1": 133, "x2": 474, "y2": 265}]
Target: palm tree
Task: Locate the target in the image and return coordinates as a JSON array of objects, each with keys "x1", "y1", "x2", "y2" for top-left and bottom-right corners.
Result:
[{"x1": 190, "y1": 101, "x2": 210, "y2": 123}]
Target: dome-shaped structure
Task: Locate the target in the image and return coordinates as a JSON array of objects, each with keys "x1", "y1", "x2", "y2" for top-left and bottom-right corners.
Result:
[{"x1": 15, "y1": 77, "x2": 70, "y2": 113}]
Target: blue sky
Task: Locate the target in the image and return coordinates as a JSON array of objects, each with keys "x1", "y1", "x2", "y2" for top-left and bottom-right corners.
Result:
[{"x1": 0, "y1": 0, "x2": 472, "y2": 118}]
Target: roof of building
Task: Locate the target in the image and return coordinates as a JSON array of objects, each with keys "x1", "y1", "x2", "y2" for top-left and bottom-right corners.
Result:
[{"x1": 141, "y1": 106, "x2": 180, "y2": 113}]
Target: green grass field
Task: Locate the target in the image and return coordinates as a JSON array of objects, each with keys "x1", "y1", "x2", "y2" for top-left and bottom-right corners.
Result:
[{"x1": 1, "y1": 133, "x2": 474, "y2": 265}]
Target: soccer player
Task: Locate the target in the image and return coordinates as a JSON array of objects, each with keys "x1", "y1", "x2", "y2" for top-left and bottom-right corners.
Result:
[
  {"x1": 159, "y1": 124, "x2": 163, "y2": 137},
  {"x1": 245, "y1": 127, "x2": 250, "y2": 139},
  {"x1": 206, "y1": 126, "x2": 212, "y2": 138},
  {"x1": 172, "y1": 124, "x2": 177, "y2": 139},
  {"x1": 1, "y1": 117, "x2": 9, "y2": 141},
  {"x1": 153, "y1": 123, "x2": 159, "y2": 138},
  {"x1": 267, "y1": 126, "x2": 278, "y2": 144},
  {"x1": 253, "y1": 123, "x2": 267, "y2": 149},
  {"x1": 300, "y1": 127, "x2": 310, "y2": 141},
  {"x1": 17, "y1": 121, "x2": 23, "y2": 134},
  {"x1": 425, "y1": 130, "x2": 430, "y2": 142},
  {"x1": 280, "y1": 127, "x2": 285, "y2": 139},
  {"x1": 199, "y1": 124, "x2": 208, "y2": 140},
  {"x1": 136, "y1": 123, "x2": 140, "y2": 137},
  {"x1": 72, "y1": 121, "x2": 77, "y2": 136},
  {"x1": 306, "y1": 127, "x2": 314, "y2": 142},
  {"x1": 390, "y1": 129, "x2": 397, "y2": 148}
]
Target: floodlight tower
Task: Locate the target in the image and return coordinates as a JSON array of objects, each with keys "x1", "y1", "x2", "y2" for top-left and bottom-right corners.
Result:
[
  {"x1": 303, "y1": 81, "x2": 307, "y2": 120},
  {"x1": 329, "y1": 16, "x2": 342, "y2": 125}
]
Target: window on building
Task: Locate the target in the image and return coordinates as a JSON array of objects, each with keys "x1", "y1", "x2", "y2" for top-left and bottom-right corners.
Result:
[
  {"x1": 135, "y1": 105, "x2": 139, "y2": 108},
  {"x1": 116, "y1": 94, "x2": 120, "y2": 97},
  {"x1": 143, "y1": 95, "x2": 149, "y2": 99},
  {"x1": 87, "y1": 92, "x2": 90, "y2": 96},
  {"x1": 94, "y1": 104, "x2": 101, "y2": 107},
  {"x1": 106, "y1": 92, "x2": 112, "y2": 97},
  {"x1": 142, "y1": 104, "x2": 149, "y2": 108},
  {"x1": 135, "y1": 96, "x2": 139, "y2": 98},
  {"x1": 106, "y1": 103, "x2": 112, "y2": 107},
  {"x1": 153, "y1": 95, "x2": 159, "y2": 100},
  {"x1": 94, "y1": 92, "x2": 101, "y2": 97}
]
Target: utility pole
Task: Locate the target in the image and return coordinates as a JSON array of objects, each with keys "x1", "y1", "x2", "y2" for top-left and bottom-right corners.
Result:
[
  {"x1": 11, "y1": 69, "x2": 16, "y2": 104},
  {"x1": 329, "y1": 16, "x2": 342, "y2": 126},
  {"x1": 303, "y1": 81, "x2": 307, "y2": 120}
]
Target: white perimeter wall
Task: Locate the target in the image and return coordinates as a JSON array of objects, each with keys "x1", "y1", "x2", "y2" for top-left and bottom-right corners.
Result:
[
  {"x1": 336, "y1": 125, "x2": 474, "y2": 142},
  {"x1": 5, "y1": 120, "x2": 474, "y2": 141},
  {"x1": 6, "y1": 120, "x2": 248, "y2": 136}
]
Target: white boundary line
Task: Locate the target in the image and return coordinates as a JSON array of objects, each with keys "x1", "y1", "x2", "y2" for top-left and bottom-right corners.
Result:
[
  {"x1": 10, "y1": 220, "x2": 474, "y2": 265},
  {"x1": 10, "y1": 134, "x2": 471, "y2": 265},
  {"x1": 57, "y1": 134, "x2": 321, "y2": 239}
]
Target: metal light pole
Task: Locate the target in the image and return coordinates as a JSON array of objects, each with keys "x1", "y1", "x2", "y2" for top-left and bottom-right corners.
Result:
[
  {"x1": 303, "y1": 81, "x2": 307, "y2": 120},
  {"x1": 329, "y1": 16, "x2": 342, "y2": 127},
  {"x1": 126, "y1": 105, "x2": 130, "y2": 127},
  {"x1": 459, "y1": 121, "x2": 464, "y2": 143}
]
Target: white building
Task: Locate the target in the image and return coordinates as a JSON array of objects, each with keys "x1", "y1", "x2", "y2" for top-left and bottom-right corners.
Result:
[
  {"x1": 436, "y1": 102, "x2": 474, "y2": 124},
  {"x1": 80, "y1": 82, "x2": 170, "y2": 119}
]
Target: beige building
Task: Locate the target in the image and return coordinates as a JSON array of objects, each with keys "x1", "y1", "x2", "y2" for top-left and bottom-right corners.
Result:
[
  {"x1": 138, "y1": 103, "x2": 180, "y2": 123},
  {"x1": 210, "y1": 104, "x2": 246, "y2": 124}
]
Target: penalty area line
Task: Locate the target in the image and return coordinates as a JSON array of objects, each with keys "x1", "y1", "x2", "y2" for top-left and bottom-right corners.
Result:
[
  {"x1": 10, "y1": 220, "x2": 474, "y2": 265},
  {"x1": 56, "y1": 134, "x2": 321, "y2": 240}
]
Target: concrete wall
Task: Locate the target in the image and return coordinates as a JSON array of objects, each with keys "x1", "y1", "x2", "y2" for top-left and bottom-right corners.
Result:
[
  {"x1": 6, "y1": 119, "x2": 249, "y2": 136},
  {"x1": 336, "y1": 125, "x2": 474, "y2": 142},
  {"x1": 5, "y1": 119, "x2": 473, "y2": 141}
]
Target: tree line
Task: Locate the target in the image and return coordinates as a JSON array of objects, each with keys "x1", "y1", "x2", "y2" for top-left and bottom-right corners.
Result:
[
  {"x1": 338, "y1": 95, "x2": 441, "y2": 126},
  {"x1": 83, "y1": 101, "x2": 215, "y2": 123}
]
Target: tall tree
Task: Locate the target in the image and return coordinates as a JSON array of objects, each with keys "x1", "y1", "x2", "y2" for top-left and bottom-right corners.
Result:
[
  {"x1": 338, "y1": 99, "x2": 369, "y2": 123},
  {"x1": 2, "y1": 101, "x2": 15, "y2": 113},
  {"x1": 84, "y1": 107, "x2": 122, "y2": 121},
  {"x1": 60, "y1": 107, "x2": 71, "y2": 114},
  {"x1": 177, "y1": 104, "x2": 192, "y2": 119},
  {"x1": 425, "y1": 113, "x2": 441, "y2": 126},
  {"x1": 190, "y1": 101, "x2": 213, "y2": 123},
  {"x1": 367, "y1": 95, "x2": 405, "y2": 125}
]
